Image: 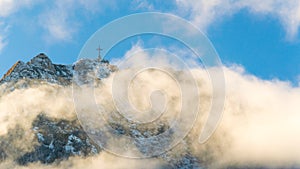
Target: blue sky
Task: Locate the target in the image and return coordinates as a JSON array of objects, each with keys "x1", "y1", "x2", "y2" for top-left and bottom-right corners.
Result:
[{"x1": 0, "y1": 0, "x2": 299, "y2": 85}]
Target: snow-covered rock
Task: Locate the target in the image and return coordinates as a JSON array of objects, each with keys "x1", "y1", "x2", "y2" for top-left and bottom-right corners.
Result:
[
  {"x1": 15, "y1": 114, "x2": 101, "y2": 165},
  {"x1": 0, "y1": 53, "x2": 117, "y2": 87}
]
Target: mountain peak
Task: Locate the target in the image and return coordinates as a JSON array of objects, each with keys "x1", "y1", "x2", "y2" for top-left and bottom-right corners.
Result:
[
  {"x1": 31, "y1": 53, "x2": 50, "y2": 61},
  {"x1": 29, "y1": 53, "x2": 55, "y2": 71},
  {"x1": 0, "y1": 54, "x2": 117, "y2": 86}
]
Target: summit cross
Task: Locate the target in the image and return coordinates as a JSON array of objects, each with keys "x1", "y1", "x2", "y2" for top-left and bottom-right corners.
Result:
[{"x1": 96, "y1": 45, "x2": 103, "y2": 61}]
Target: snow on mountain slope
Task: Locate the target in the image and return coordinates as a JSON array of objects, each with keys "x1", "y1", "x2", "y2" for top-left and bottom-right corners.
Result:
[
  {"x1": 0, "y1": 53, "x2": 117, "y2": 87},
  {"x1": 0, "y1": 53, "x2": 73, "y2": 86}
]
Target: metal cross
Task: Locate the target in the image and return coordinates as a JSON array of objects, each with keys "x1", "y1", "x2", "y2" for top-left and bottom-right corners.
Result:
[{"x1": 96, "y1": 45, "x2": 103, "y2": 60}]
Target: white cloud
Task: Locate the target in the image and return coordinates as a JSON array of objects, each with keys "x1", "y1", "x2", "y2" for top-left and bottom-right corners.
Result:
[
  {"x1": 0, "y1": 0, "x2": 33, "y2": 17},
  {"x1": 39, "y1": 0, "x2": 110, "y2": 42},
  {"x1": 131, "y1": 0, "x2": 154, "y2": 11},
  {"x1": 0, "y1": 21, "x2": 9, "y2": 53},
  {"x1": 175, "y1": 0, "x2": 300, "y2": 39},
  {"x1": 78, "y1": 0, "x2": 116, "y2": 13},
  {"x1": 1, "y1": 62, "x2": 300, "y2": 168},
  {"x1": 0, "y1": 0, "x2": 35, "y2": 52},
  {"x1": 39, "y1": 1, "x2": 77, "y2": 42},
  {"x1": 0, "y1": 0, "x2": 116, "y2": 45}
]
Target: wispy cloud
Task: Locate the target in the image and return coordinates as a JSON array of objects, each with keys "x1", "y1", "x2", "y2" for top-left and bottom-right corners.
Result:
[
  {"x1": 0, "y1": 22, "x2": 9, "y2": 53},
  {"x1": 0, "y1": 0, "x2": 117, "y2": 48},
  {"x1": 175, "y1": 0, "x2": 300, "y2": 40},
  {"x1": 38, "y1": 0, "x2": 112, "y2": 42},
  {"x1": 130, "y1": 0, "x2": 154, "y2": 11},
  {"x1": 0, "y1": 0, "x2": 34, "y2": 17},
  {"x1": 39, "y1": 1, "x2": 76, "y2": 42},
  {"x1": 0, "y1": 0, "x2": 35, "y2": 52},
  {"x1": 41, "y1": 18, "x2": 75, "y2": 42}
]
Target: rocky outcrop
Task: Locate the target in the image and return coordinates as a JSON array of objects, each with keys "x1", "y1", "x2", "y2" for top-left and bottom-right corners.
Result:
[
  {"x1": 17, "y1": 114, "x2": 101, "y2": 165},
  {"x1": 0, "y1": 53, "x2": 117, "y2": 86},
  {"x1": 0, "y1": 53, "x2": 73, "y2": 85}
]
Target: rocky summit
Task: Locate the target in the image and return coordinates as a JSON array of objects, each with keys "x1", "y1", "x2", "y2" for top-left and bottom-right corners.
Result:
[
  {"x1": 0, "y1": 53, "x2": 73, "y2": 86},
  {"x1": 0, "y1": 53, "x2": 117, "y2": 86}
]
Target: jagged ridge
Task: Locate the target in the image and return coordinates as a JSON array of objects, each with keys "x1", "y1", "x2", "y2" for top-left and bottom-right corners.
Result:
[
  {"x1": 0, "y1": 53, "x2": 73, "y2": 85},
  {"x1": 0, "y1": 53, "x2": 117, "y2": 86}
]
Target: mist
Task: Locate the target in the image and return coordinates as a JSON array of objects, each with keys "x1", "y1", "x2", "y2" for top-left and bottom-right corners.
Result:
[{"x1": 0, "y1": 61, "x2": 299, "y2": 168}]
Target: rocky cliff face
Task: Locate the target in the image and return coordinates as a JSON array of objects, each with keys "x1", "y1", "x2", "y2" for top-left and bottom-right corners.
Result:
[
  {"x1": 16, "y1": 114, "x2": 101, "y2": 165},
  {"x1": 0, "y1": 114, "x2": 101, "y2": 166}
]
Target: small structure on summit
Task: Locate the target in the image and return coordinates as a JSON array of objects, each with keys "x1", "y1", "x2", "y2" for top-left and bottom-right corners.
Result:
[
  {"x1": 96, "y1": 45, "x2": 103, "y2": 62},
  {"x1": 96, "y1": 45, "x2": 109, "y2": 64}
]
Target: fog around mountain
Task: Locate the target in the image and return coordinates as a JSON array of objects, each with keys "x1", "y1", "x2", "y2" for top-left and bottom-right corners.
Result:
[{"x1": 0, "y1": 54, "x2": 299, "y2": 168}]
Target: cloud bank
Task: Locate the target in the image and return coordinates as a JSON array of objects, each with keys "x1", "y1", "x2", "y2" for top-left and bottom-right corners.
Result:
[{"x1": 0, "y1": 49, "x2": 300, "y2": 168}]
